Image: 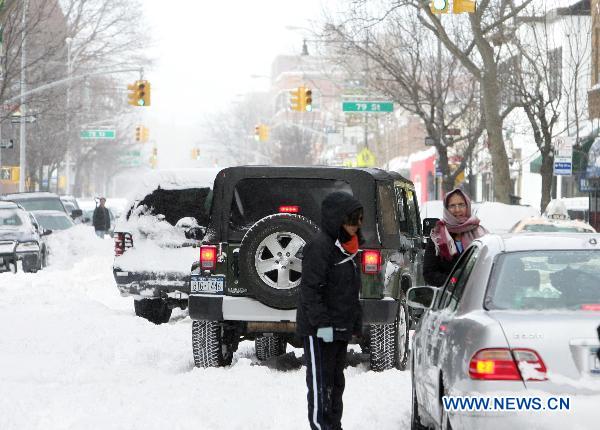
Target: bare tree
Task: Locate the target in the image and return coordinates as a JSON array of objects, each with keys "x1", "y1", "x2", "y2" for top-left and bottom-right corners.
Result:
[
  {"x1": 201, "y1": 92, "x2": 274, "y2": 165},
  {"x1": 508, "y1": 2, "x2": 591, "y2": 212},
  {"x1": 337, "y1": 0, "x2": 535, "y2": 202},
  {"x1": 322, "y1": 8, "x2": 484, "y2": 192},
  {"x1": 0, "y1": 0, "x2": 151, "y2": 194}
]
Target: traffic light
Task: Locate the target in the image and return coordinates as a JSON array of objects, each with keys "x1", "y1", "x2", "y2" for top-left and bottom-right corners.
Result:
[
  {"x1": 127, "y1": 80, "x2": 151, "y2": 107},
  {"x1": 135, "y1": 126, "x2": 142, "y2": 142},
  {"x1": 302, "y1": 88, "x2": 313, "y2": 112},
  {"x1": 290, "y1": 87, "x2": 302, "y2": 111},
  {"x1": 254, "y1": 125, "x2": 261, "y2": 141},
  {"x1": 141, "y1": 126, "x2": 149, "y2": 143},
  {"x1": 453, "y1": 0, "x2": 476, "y2": 13},
  {"x1": 430, "y1": 0, "x2": 449, "y2": 13},
  {"x1": 191, "y1": 148, "x2": 200, "y2": 160},
  {"x1": 258, "y1": 124, "x2": 269, "y2": 142},
  {"x1": 152, "y1": 147, "x2": 157, "y2": 157}
]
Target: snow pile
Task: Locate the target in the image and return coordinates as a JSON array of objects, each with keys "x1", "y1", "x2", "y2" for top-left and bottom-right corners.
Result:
[
  {"x1": 45, "y1": 224, "x2": 113, "y2": 270},
  {"x1": 123, "y1": 168, "x2": 220, "y2": 207},
  {"x1": 0, "y1": 235, "x2": 412, "y2": 430},
  {"x1": 114, "y1": 207, "x2": 199, "y2": 273}
]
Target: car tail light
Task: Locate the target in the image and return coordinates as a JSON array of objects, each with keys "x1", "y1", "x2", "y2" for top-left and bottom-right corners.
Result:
[
  {"x1": 279, "y1": 205, "x2": 300, "y2": 213},
  {"x1": 200, "y1": 245, "x2": 217, "y2": 270},
  {"x1": 114, "y1": 232, "x2": 133, "y2": 256},
  {"x1": 469, "y1": 348, "x2": 547, "y2": 381},
  {"x1": 512, "y1": 348, "x2": 547, "y2": 381},
  {"x1": 361, "y1": 250, "x2": 381, "y2": 274},
  {"x1": 581, "y1": 304, "x2": 600, "y2": 311}
]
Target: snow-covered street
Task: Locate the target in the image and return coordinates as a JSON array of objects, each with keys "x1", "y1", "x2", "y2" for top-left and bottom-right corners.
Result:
[{"x1": 0, "y1": 227, "x2": 411, "y2": 430}]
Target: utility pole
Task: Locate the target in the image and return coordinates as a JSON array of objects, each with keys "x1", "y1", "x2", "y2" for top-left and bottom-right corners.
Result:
[
  {"x1": 18, "y1": 0, "x2": 29, "y2": 192},
  {"x1": 65, "y1": 37, "x2": 72, "y2": 195},
  {"x1": 363, "y1": 33, "x2": 369, "y2": 150}
]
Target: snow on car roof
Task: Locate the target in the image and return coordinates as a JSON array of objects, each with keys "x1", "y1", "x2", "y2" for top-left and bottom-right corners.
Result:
[
  {"x1": 125, "y1": 168, "x2": 220, "y2": 203},
  {"x1": 2, "y1": 191, "x2": 61, "y2": 200}
]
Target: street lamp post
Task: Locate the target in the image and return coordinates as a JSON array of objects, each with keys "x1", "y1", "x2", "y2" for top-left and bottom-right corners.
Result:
[
  {"x1": 65, "y1": 36, "x2": 73, "y2": 195},
  {"x1": 18, "y1": 0, "x2": 29, "y2": 192}
]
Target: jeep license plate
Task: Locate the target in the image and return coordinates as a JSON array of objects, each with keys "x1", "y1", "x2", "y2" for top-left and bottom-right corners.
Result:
[{"x1": 191, "y1": 275, "x2": 224, "y2": 294}]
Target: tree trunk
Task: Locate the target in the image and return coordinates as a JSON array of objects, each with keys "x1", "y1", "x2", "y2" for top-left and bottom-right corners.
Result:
[
  {"x1": 539, "y1": 153, "x2": 554, "y2": 214},
  {"x1": 481, "y1": 72, "x2": 511, "y2": 204}
]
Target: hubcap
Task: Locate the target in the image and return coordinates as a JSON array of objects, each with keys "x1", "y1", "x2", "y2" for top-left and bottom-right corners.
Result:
[{"x1": 254, "y1": 232, "x2": 305, "y2": 290}]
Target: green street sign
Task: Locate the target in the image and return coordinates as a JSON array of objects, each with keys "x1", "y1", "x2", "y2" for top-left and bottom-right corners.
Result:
[
  {"x1": 342, "y1": 101, "x2": 394, "y2": 113},
  {"x1": 120, "y1": 150, "x2": 141, "y2": 157},
  {"x1": 80, "y1": 129, "x2": 116, "y2": 139}
]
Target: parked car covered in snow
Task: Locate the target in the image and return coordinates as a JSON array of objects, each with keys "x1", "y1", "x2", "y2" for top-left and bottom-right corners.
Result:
[
  {"x1": 30, "y1": 210, "x2": 75, "y2": 232},
  {"x1": 1, "y1": 191, "x2": 82, "y2": 221},
  {"x1": 0, "y1": 201, "x2": 50, "y2": 272},
  {"x1": 113, "y1": 168, "x2": 220, "y2": 324}
]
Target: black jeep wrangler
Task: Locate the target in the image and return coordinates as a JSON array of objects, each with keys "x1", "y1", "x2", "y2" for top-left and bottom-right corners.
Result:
[{"x1": 189, "y1": 166, "x2": 424, "y2": 371}]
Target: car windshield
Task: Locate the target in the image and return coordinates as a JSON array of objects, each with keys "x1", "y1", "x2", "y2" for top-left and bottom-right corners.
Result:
[
  {"x1": 0, "y1": 209, "x2": 26, "y2": 228},
  {"x1": 485, "y1": 250, "x2": 600, "y2": 311},
  {"x1": 12, "y1": 198, "x2": 65, "y2": 212},
  {"x1": 34, "y1": 214, "x2": 74, "y2": 231}
]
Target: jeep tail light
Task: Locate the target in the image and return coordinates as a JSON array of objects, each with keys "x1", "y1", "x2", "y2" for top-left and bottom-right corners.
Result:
[
  {"x1": 361, "y1": 250, "x2": 381, "y2": 274},
  {"x1": 200, "y1": 245, "x2": 217, "y2": 270},
  {"x1": 279, "y1": 205, "x2": 299, "y2": 213},
  {"x1": 114, "y1": 232, "x2": 133, "y2": 256},
  {"x1": 469, "y1": 348, "x2": 547, "y2": 381}
]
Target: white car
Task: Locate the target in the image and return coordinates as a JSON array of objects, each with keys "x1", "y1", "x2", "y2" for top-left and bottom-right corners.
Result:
[{"x1": 408, "y1": 233, "x2": 600, "y2": 429}]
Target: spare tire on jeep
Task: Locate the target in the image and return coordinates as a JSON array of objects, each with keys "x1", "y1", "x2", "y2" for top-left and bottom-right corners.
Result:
[{"x1": 239, "y1": 213, "x2": 320, "y2": 309}]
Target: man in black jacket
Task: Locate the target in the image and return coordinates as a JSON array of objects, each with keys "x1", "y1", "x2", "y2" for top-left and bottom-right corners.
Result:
[
  {"x1": 296, "y1": 191, "x2": 363, "y2": 430},
  {"x1": 92, "y1": 197, "x2": 111, "y2": 238}
]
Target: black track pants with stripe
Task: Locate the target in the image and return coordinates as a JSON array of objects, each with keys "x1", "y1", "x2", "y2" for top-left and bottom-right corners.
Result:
[{"x1": 303, "y1": 336, "x2": 348, "y2": 430}]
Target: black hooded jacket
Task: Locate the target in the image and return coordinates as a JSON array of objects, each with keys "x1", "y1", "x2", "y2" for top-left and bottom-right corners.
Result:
[{"x1": 296, "y1": 192, "x2": 363, "y2": 341}]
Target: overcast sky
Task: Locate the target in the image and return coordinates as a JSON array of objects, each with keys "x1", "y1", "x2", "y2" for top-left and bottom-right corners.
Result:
[{"x1": 141, "y1": 0, "x2": 327, "y2": 167}]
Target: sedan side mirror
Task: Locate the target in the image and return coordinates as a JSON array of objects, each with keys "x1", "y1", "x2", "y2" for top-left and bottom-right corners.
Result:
[
  {"x1": 41, "y1": 229, "x2": 53, "y2": 236},
  {"x1": 407, "y1": 286, "x2": 438, "y2": 310},
  {"x1": 71, "y1": 209, "x2": 83, "y2": 219},
  {"x1": 185, "y1": 226, "x2": 206, "y2": 241}
]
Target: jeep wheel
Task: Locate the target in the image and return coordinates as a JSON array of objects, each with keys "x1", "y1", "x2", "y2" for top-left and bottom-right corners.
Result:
[
  {"x1": 239, "y1": 214, "x2": 320, "y2": 309},
  {"x1": 369, "y1": 299, "x2": 410, "y2": 372},
  {"x1": 368, "y1": 323, "x2": 394, "y2": 371},
  {"x1": 134, "y1": 299, "x2": 172, "y2": 324},
  {"x1": 255, "y1": 335, "x2": 287, "y2": 361},
  {"x1": 394, "y1": 296, "x2": 410, "y2": 370},
  {"x1": 192, "y1": 320, "x2": 234, "y2": 368}
]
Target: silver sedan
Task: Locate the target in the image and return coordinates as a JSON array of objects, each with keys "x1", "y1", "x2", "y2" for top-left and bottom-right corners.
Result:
[{"x1": 408, "y1": 233, "x2": 600, "y2": 429}]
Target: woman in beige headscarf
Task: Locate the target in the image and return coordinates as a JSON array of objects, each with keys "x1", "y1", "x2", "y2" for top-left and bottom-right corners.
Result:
[{"x1": 423, "y1": 189, "x2": 488, "y2": 286}]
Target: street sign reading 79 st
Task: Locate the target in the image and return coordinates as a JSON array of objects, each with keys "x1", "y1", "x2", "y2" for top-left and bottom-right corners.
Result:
[
  {"x1": 342, "y1": 101, "x2": 394, "y2": 113},
  {"x1": 80, "y1": 130, "x2": 116, "y2": 139}
]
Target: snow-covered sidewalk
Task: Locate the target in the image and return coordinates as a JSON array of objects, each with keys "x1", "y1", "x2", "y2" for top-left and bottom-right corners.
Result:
[{"x1": 0, "y1": 227, "x2": 411, "y2": 430}]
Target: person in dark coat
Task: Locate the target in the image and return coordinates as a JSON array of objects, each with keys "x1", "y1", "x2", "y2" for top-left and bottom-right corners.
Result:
[
  {"x1": 296, "y1": 191, "x2": 363, "y2": 430},
  {"x1": 92, "y1": 197, "x2": 111, "y2": 238},
  {"x1": 423, "y1": 189, "x2": 487, "y2": 286}
]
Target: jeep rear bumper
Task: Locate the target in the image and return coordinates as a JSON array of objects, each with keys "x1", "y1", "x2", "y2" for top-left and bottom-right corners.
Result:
[
  {"x1": 188, "y1": 294, "x2": 399, "y2": 324},
  {"x1": 113, "y1": 269, "x2": 190, "y2": 300}
]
